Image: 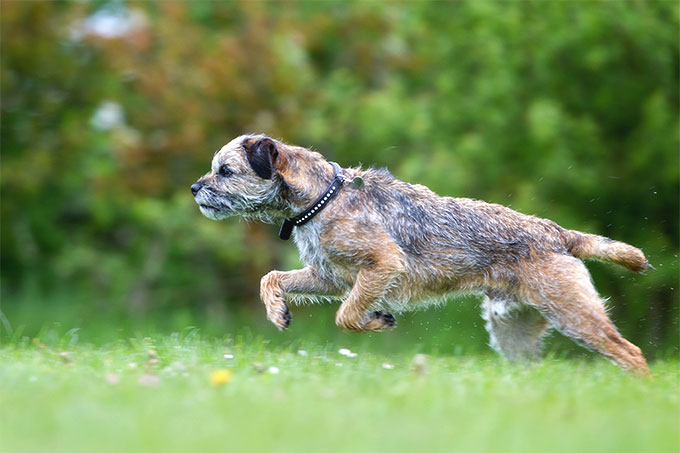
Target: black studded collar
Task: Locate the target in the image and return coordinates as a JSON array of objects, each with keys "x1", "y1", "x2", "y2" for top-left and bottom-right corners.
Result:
[{"x1": 278, "y1": 162, "x2": 344, "y2": 240}]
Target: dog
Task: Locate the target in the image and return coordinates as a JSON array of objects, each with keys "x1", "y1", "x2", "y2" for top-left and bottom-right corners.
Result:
[{"x1": 191, "y1": 134, "x2": 651, "y2": 375}]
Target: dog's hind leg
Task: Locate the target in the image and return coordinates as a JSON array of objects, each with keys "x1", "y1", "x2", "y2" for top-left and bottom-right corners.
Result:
[
  {"x1": 260, "y1": 266, "x2": 341, "y2": 330},
  {"x1": 521, "y1": 255, "x2": 650, "y2": 376},
  {"x1": 482, "y1": 292, "x2": 550, "y2": 362}
]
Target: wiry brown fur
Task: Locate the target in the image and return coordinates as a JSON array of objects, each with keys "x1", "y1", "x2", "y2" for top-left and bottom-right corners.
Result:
[{"x1": 192, "y1": 134, "x2": 651, "y2": 375}]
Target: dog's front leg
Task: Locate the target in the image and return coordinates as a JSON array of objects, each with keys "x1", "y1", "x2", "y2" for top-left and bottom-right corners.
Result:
[
  {"x1": 260, "y1": 266, "x2": 340, "y2": 330},
  {"x1": 335, "y1": 264, "x2": 401, "y2": 332}
]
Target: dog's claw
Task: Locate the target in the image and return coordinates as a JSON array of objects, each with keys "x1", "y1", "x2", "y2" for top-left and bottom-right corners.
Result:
[
  {"x1": 266, "y1": 302, "x2": 292, "y2": 331},
  {"x1": 282, "y1": 306, "x2": 291, "y2": 327},
  {"x1": 272, "y1": 304, "x2": 290, "y2": 330},
  {"x1": 381, "y1": 312, "x2": 396, "y2": 326},
  {"x1": 367, "y1": 310, "x2": 397, "y2": 330}
]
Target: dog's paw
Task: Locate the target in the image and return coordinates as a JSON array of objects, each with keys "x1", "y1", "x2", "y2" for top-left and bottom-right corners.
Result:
[
  {"x1": 373, "y1": 310, "x2": 397, "y2": 328},
  {"x1": 361, "y1": 310, "x2": 397, "y2": 331},
  {"x1": 267, "y1": 303, "x2": 291, "y2": 331}
]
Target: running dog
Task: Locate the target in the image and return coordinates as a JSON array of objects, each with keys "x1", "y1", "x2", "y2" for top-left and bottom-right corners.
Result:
[{"x1": 191, "y1": 134, "x2": 651, "y2": 375}]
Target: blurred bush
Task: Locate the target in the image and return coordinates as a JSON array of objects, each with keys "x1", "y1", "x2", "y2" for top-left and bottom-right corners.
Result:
[{"x1": 1, "y1": 1, "x2": 677, "y2": 352}]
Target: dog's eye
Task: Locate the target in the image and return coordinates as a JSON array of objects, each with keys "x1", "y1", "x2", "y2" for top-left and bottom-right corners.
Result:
[{"x1": 218, "y1": 165, "x2": 233, "y2": 177}]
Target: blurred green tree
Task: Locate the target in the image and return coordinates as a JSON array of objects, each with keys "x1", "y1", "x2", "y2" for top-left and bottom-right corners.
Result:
[{"x1": 1, "y1": 1, "x2": 677, "y2": 352}]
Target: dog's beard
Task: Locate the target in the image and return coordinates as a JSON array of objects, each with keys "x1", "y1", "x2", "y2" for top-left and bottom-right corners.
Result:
[
  {"x1": 199, "y1": 204, "x2": 282, "y2": 223},
  {"x1": 198, "y1": 204, "x2": 232, "y2": 220},
  {"x1": 195, "y1": 189, "x2": 284, "y2": 224},
  {"x1": 195, "y1": 188, "x2": 236, "y2": 220}
]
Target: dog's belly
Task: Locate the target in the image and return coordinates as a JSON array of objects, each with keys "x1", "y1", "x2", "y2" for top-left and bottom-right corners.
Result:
[
  {"x1": 376, "y1": 261, "x2": 513, "y2": 313},
  {"x1": 378, "y1": 286, "x2": 482, "y2": 313}
]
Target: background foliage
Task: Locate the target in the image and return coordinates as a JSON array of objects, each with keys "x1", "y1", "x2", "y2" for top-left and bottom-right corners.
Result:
[{"x1": 2, "y1": 1, "x2": 678, "y2": 355}]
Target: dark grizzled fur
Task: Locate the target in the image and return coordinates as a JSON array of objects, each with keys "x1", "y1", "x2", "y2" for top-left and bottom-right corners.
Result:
[{"x1": 342, "y1": 168, "x2": 565, "y2": 277}]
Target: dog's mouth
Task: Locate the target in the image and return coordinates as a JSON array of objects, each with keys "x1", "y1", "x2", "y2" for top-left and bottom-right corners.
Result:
[
  {"x1": 198, "y1": 203, "x2": 233, "y2": 220},
  {"x1": 197, "y1": 202, "x2": 231, "y2": 221}
]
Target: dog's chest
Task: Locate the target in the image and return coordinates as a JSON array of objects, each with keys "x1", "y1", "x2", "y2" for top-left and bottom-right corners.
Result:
[
  {"x1": 292, "y1": 222, "x2": 355, "y2": 283},
  {"x1": 292, "y1": 223, "x2": 327, "y2": 268}
]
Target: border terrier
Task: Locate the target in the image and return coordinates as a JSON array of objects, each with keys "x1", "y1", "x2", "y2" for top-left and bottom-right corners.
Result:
[{"x1": 191, "y1": 134, "x2": 651, "y2": 375}]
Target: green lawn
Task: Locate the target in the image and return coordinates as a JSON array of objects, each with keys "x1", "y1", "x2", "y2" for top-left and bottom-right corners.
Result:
[{"x1": 1, "y1": 334, "x2": 678, "y2": 453}]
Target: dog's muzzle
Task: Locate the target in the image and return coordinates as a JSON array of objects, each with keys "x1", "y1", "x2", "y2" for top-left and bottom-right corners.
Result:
[{"x1": 191, "y1": 182, "x2": 234, "y2": 220}]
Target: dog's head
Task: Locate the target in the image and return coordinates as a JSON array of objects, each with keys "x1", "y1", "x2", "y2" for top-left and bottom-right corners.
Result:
[{"x1": 191, "y1": 134, "x2": 285, "y2": 222}]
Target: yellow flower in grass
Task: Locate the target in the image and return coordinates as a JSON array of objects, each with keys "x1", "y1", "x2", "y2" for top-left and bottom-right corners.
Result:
[{"x1": 210, "y1": 369, "x2": 232, "y2": 386}]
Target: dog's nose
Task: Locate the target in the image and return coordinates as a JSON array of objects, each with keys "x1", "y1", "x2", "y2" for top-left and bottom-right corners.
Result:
[{"x1": 191, "y1": 183, "x2": 202, "y2": 196}]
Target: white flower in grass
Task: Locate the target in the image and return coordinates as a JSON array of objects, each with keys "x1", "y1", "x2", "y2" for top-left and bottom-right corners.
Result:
[
  {"x1": 382, "y1": 363, "x2": 394, "y2": 370},
  {"x1": 59, "y1": 352, "x2": 72, "y2": 364},
  {"x1": 106, "y1": 373, "x2": 120, "y2": 385},
  {"x1": 338, "y1": 348, "x2": 351, "y2": 356},
  {"x1": 138, "y1": 373, "x2": 160, "y2": 387},
  {"x1": 268, "y1": 366, "x2": 280, "y2": 375},
  {"x1": 224, "y1": 354, "x2": 234, "y2": 359},
  {"x1": 171, "y1": 361, "x2": 186, "y2": 372},
  {"x1": 297, "y1": 350, "x2": 308, "y2": 356}
]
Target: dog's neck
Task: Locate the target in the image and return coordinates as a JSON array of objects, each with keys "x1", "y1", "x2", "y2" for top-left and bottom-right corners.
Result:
[
  {"x1": 278, "y1": 162, "x2": 343, "y2": 240},
  {"x1": 280, "y1": 159, "x2": 338, "y2": 216}
]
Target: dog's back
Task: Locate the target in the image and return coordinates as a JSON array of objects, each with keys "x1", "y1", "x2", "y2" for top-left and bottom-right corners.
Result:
[{"x1": 336, "y1": 166, "x2": 649, "y2": 278}]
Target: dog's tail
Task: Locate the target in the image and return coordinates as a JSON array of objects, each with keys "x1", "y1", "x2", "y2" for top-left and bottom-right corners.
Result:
[{"x1": 566, "y1": 230, "x2": 651, "y2": 273}]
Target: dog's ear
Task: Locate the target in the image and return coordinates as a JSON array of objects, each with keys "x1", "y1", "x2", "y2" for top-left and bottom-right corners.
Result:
[{"x1": 244, "y1": 137, "x2": 279, "y2": 179}]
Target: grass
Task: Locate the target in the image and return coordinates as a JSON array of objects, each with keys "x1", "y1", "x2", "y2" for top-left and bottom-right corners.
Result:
[{"x1": 1, "y1": 331, "x2": 678, "y2": 453}]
